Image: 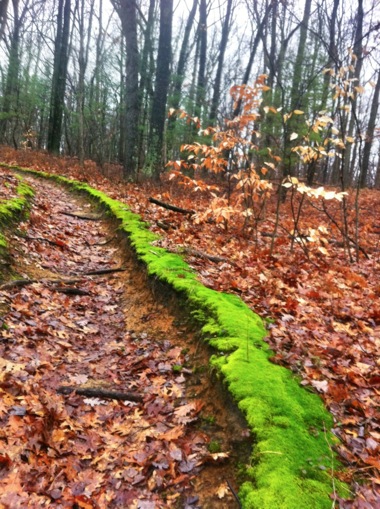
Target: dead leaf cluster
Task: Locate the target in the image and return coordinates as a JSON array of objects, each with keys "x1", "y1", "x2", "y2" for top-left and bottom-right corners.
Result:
[
  {"x1": 0, "y1": 169, "x2": 236, "y2": 507},
  {"x1": 1, "y1": 147, "x2": 379, "y2": 506}
]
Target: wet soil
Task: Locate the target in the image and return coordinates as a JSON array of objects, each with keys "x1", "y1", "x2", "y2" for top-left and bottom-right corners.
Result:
[{"x1": 0, "y1": 172, "x2": 251, "y2": 508}]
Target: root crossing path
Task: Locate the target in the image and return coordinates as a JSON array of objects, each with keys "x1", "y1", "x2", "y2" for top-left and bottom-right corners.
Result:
[{"x1": 0, "y1": 176, "x2": 247, "y2": 508}]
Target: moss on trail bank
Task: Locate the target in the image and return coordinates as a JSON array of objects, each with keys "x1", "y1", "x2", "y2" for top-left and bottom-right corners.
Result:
[
  {"x1": 0, "y1": 175, "x2": 34, "y2": 271},
  {"x1": 1, "y1": 163, "x2": 351, "y2": 508}
]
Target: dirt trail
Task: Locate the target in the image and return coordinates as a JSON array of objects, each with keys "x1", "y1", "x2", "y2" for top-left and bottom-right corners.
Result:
[{"x1": 0, "y1": 174, "x2": 249, "y2": 508}]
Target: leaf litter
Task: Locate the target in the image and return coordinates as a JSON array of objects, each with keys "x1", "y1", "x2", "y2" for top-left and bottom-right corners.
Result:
[
  {"x1": 1, "y1": 147, "x2": 380, "y2": 506},
  {"x1": 0, "y1": 171, "x2": 19, "y2": 201},
  {"x1": 0, "y1": 169, "x2": 246, "y2": 508}
]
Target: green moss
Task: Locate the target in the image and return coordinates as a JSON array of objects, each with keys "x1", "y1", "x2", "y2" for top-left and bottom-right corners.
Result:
[
  {"x1": 1, "y1": 162, "x2": 351, "y2": 507},
  {"x1": 0, "y1": 178, "x2": 34, "y2": 225},
  {"x1": 201, "y1": 414, "x2": 216, "y2": 425},
  {"x1": 208, "y1": 440, "x2": 222, "y2": 453},
  {"x1": 0, "y1": 173, "x2": 34, "y2": 265},
  {"x1": 0, "y1": 198, "x2": 25, "y2": 220}
]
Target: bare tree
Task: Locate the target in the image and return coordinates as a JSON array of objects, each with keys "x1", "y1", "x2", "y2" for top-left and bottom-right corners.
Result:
[
  {"x1": 0, "y1": 0, "x2": 31, "y2": 145},
  {"x1": 167, "y1": 0, "x2": 198, "y2": 152},
  {"x1": 343, "y1": 0, "x2": 364, "y2": 185},
  {"x1": 73, "y1": 0, "x2": 95, "y2": 165},
  {"x1": 47, "y1": 0, "x2": 71, "y2": 154},
  {"x1": 194, "y1": 0, "x2": 207, "y2": 120},
  {"x1": 137, "y1": 0, "x2": 155, "y2": 170},
  {"x1": 360, "y1": 68, "x2": 380, "y2": 187},
  {"x1": 209, "y1": 0, "x2": 233, "y2": 125},
  {"x1": 146, "y1": 0, "x2": 173, "y2": 178},
  {"x1": 283, "y1": 0, "x2": 313, "y2": 178},
  {"x1": 0, "y1": 0, "x2": 9, "y2": 37},
  {"x1": 112, "y1": 0, "x2": 140, "y2": 178},
  {"x1": 233, "y1": 0, "x2": 272, "y2": 117}
]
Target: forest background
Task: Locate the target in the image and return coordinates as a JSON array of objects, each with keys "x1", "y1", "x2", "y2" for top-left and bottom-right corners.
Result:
[
  {"x1": 0, "y1": 0, "x2": 380, "y2": 505},
  {"x1": 0, "y1": 0, "x2": 379, "y2": 187}
]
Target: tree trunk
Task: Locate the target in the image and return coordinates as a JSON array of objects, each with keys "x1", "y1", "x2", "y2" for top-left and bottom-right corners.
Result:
[
  {"x1": 283, "y1": 0, "x2": 312, "y2": 178},
  {"x1": 167, "y1": 0, "x2": 198, "y2": 152},
  {"x1": 146, "y1": 0, "x2": 173, "y2": 179},
  {"x1": 0, "y1": 0, "x2": 21, "y2": 144},
  {"x1": 374, "y1": 145, "x2": 380, "y2": 189},
  {"x1": 320, "y1": 0, "x2": 339, "y2": 110},
  {"x1": 360, "y1": 69, "x2": 380, "y2": 188},
  {"x1": 88, "y1": 0, "x2": 110, "y2": 165},
  {"x1": 319, "y1": 0, "x2": 339, "y2": 184},
  {"x1": 343, "y1": 0, "x2": 364, "y2": 186},
  {"x1": 117, "y1": 35, "x2": 125, "y2": 165},
  {"x1": 169, "y1": 0, "x2": 198, "y2": 112},
  {"x1": 76, "y1": 0, "x2": 94, "y2": 166},
  {"x1": 47, "y1": 0, "x2": 71, "y2": 155},
  {"x1": 233, "y1": 2, "x2": 272, "y2": 118},
  {"x1": 123, "y1": 0, "x2": 139, "y2": 178},
  {"x1": 194, "y1": 0, "x2": 207, "y2": 120},
  {"x1": 209, "y1": 0, "x2": 233, "y2": 126},
  {"x1": 137, "y1": 0, "x2": 155, "y2": 170},
  {"x1": 112, "y1": 0, "x2": 140, "y2": 178},
  {"x1": 0, "y1": 0, "x2": 9, "y2": 38}
]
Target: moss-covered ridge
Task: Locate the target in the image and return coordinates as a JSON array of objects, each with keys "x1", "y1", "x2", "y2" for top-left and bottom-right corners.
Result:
[
  {"x1": 0, "y1": 175, "x2": 34, "y2": 261},
  {"x1": 2, "y1": 164, "x2": 350, "y2": 508}
]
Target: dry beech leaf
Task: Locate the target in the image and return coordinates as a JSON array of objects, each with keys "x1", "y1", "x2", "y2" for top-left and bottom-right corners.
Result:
[
  {"x1": 216, "y1": 482, "x2": 230, "y2": 499},
  {"x1": 83, "y1": 398, "x2": 106, "y2": 406},
  {"x1": 311, "y1": 380, "x2": 328, "y2": 393}
]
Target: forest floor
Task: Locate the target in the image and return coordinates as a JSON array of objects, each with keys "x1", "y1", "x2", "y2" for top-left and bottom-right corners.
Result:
[
  {"x1": 0, "y1": 167, "x2": 250, "y2": 508},
  {"x1": 0, "y1": 146, "x2": 379, "y2": 507}
]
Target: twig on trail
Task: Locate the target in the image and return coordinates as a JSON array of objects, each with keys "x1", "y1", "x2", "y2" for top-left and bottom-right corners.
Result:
[
  {"x1": 261, "y1": 231, "x2": 279, "y2": 238},
  {"x1": 0, "y1": 268, "x2": 125, "y2": 290},
  {"x1": 22, "y1": 235, "x2": 69, "y2": 249},
  {"x1": 329, "y1": 238, "x2": 369, "y2": 259},
  {"x1": 0, "y1": 278, "x2": 37, "y2": 290},
  {"x1": 59, "y1": 211, "x2": 103, "y2": 220},
  {"x1": 55, "y1": 287, "x2": 90, "y2": 296},
  {"x1": 57, "y1": 386, "x2": 143, "y2": 402},
  {"x1": 156, "y1": 220, "x2": 173, "y2": 231},
  {"x1": 80, "y1": 267, "x2": 126, "y2": 276},
  {"x1": 184, "y1": 247, "x2": 230, "y2": 264},
  {"x1": 226, "y1": 478, "x2": 242, "y2": 508},
  {"x1": 149, "y1": 197, "x2": 195, "y2": 215},
  {"x1": 88, "y1": 236, "x2": 116, "y2": 246},
  {"x1": 167, "y1": 246, "x2": 232, "y2": 264},
  {"x1": 312, "y1": 200, "x2": 370, "y2": 260},
  {"x1": 0, "y1": 277, "x2": 84, "y2": 290}
]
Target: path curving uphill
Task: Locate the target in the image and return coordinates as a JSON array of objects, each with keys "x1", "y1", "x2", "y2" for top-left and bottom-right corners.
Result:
[
  {"x1": 1, "y1": 170, "x2": 249, "y2": 508},
  {"x1": 0, "y1": 166, "x2": 351, "y2": 508}
]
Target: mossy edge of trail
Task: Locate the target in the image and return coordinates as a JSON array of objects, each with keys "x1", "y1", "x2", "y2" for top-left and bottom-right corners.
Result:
[
  {"x1": 1, "y1": 163, "x2": 351, "y2": 508},
  {"x1": 0, "y1": 174, "x2": 34, "y2": 273}
]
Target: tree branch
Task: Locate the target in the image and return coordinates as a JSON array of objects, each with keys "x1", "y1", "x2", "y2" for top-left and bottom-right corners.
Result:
[
  {"x1": 149, "y1": 197, "x2": 195, "y2": 215},
  {"x1": 57, "y1": 386, "x2": 143, "y2": 402}
]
